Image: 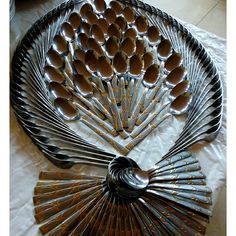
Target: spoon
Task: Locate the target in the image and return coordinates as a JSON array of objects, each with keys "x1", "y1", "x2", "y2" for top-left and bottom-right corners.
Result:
[
  {"x1": 115, "y1": 16, "x2": 127, "y2": 32},
  {"x1": 126, "y1": 92, "x2": 192, "y2": 150},
  {"x1": 164, "y1": 52, "x2": 183, "y2": 74},
  {"x1": 90, "y1": 24, "x2": 105, "y2": 44},
  {"x1": 54, "y1": 97, "x2": 129, "y2": 154},
  {"x1": 156, "y1": 38, "x2": 172, "y2": 61},
  {"x1": 107, "y1": 23, "x2": 122, "y2": 40},
  {"x1": 123, "y1": 6, "x2": 135, "y2": 24},
  {"x1": 128, "y1": 64, "x2": 160, "y2": 132},
  {"x1": 120, "y1": 37, "x2": 136, "y2": 58},
  {"x1": 46, "y1": 49, "x2": 73, "y2": 86},
  {"x1": 96, "y1": 18, "x2": 109, "y2": 35},
  {"x1": 146, "y1": 25, "x2": 161, "y2": 46},
  {"x1": 127, "y1": 54, "x2": 144, "y2": 117},
  {"x1": 44, "y1": 66, "x2": 65, "y2": 83},
  {"x1": 105, "y1": 36, "x2": 119, "y2": 58}
]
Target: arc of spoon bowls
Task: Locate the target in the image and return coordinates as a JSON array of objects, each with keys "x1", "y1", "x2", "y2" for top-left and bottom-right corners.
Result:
[
  {"x1": 125, "y1": 92, "x2": 192, "y2": 151},
  {"x1": 128, "y1": 64, "x2": 160, "y2": 132},
  {"x1": 54, "y1": 97, "x2": 129, "y2": 155}
]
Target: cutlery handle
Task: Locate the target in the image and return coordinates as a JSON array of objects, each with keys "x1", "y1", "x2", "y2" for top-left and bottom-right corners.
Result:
[
  {"x1": 131, "y1": 103, "x2": 169, "y2": 138},
  {"x1": 120, "y1": 77, "x2": 129, "y2": 128},
  {"x1": 141, "y1": 85, "x2": 160, "y2": 112},
  {"x1": 95, "y1": 78, "x2": 111, "y2": 111},
  {"x1": 107, "y1": 82, "x2": 123, "y2": 131},
  {"x1": 129, "y1": 79, "x2": 141, "y2": 117},
  {"x1": 126, "y1": 114, "x2": 170, "y2": 150},
  {"x1": 76, "y1": 103, "x2": 117, "y2": 137},
  {"x1": 128, "y1": 88, "x2": 147, "y2": 132},
  {"x1": 81, "y1": 117, "x2": 129, "y2": 155},
  {"x1": 92, "y1": 97, "x2": 113, "y2": 124}
]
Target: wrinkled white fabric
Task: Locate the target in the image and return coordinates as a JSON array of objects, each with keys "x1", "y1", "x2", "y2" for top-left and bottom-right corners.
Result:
[{"x1": 10, "y1": 1, "x2": 226, "y2": 235}]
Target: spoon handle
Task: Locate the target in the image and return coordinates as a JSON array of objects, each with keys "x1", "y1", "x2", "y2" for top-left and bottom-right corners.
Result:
[
  {"x1": 120, "y1": 77, "x2": 129, "y2": 128},
  {"x1": 76, "y1": 103, "x2": 117, "y2": 137},
  {"x1": 126, "y1": 114, "x2": 170, "y2": 150},
  {"x1": 128, "y1": 88, "x2": 148, "y2": 132},
  {"x1": 95, "y1": 78, "x2": 111, "y2": 112},
  {"x1": 136, "y1": 89, "x2": 167, "y2": 125},
  {"x1": 81, "y1": 116, "x2": 129, "y2": 155}
]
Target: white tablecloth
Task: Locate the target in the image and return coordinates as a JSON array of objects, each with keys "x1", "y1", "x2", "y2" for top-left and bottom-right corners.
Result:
[{"x1": 10, "y1": 0, "x2": 226, "y2": 235}]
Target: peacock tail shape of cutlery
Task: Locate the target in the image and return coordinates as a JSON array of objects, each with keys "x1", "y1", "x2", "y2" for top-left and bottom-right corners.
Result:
[
  {"x1": 10, "y1": 0, "x2": 223, "y2": 167},
  {"x1": 33, "y1": 151, "x2": 212, "y2": 235}
]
